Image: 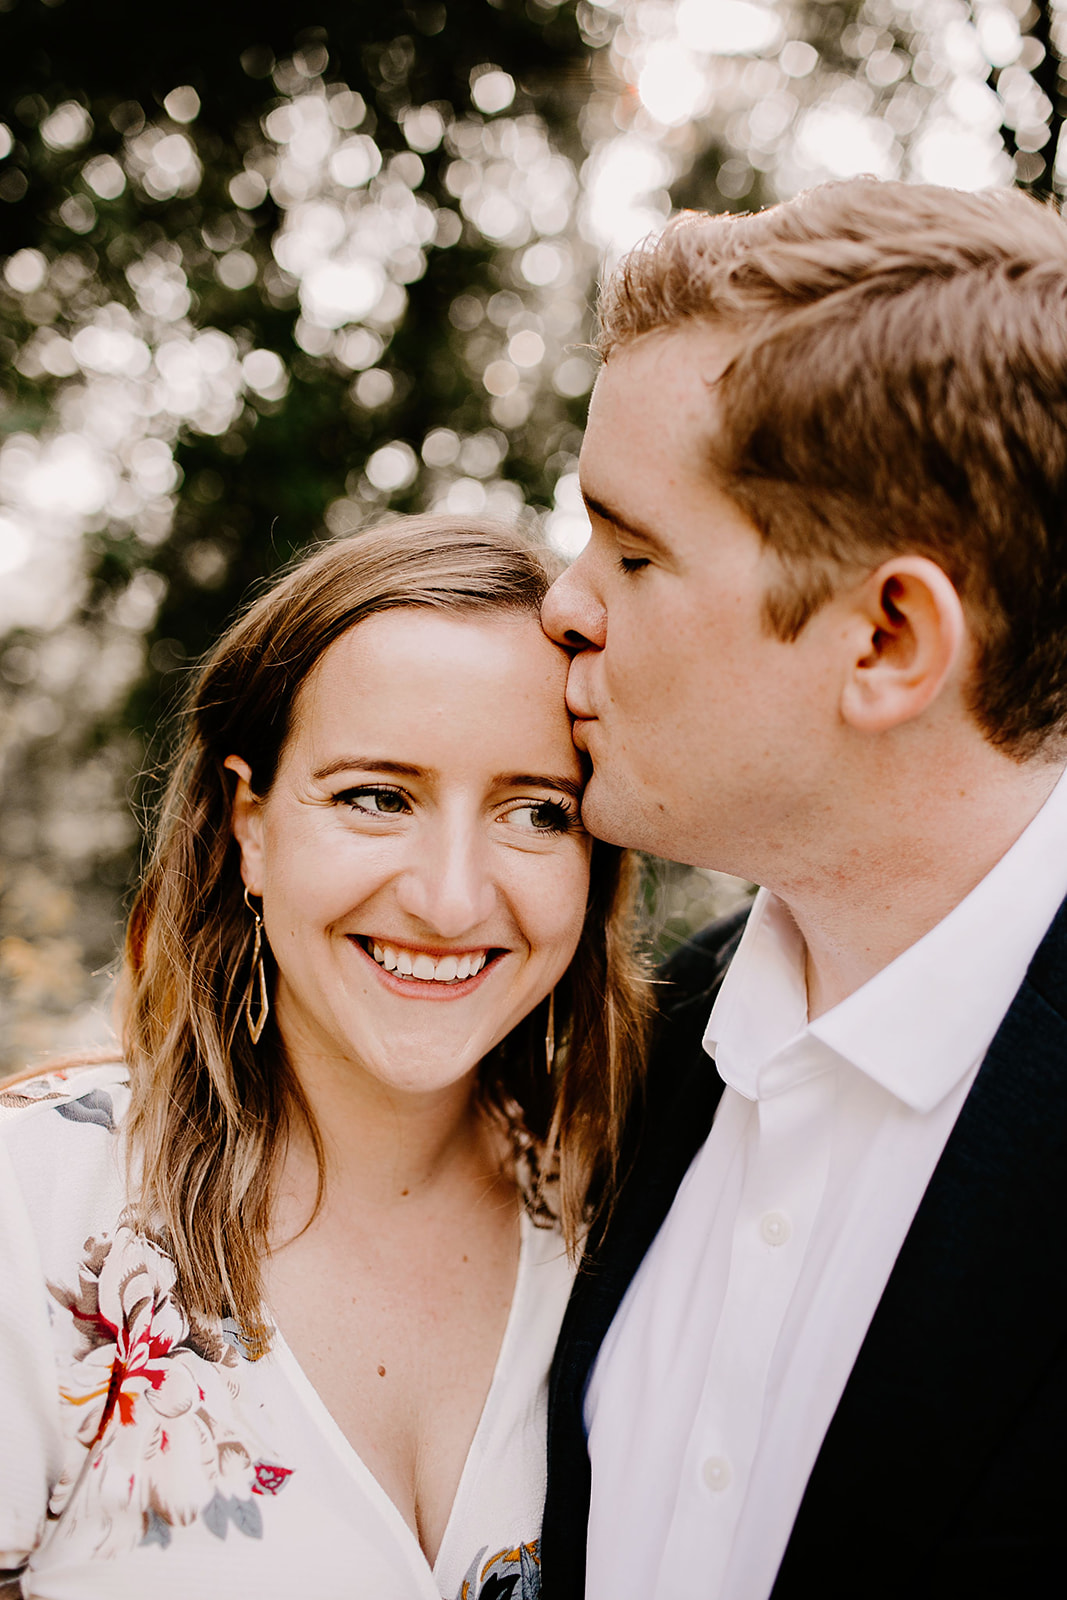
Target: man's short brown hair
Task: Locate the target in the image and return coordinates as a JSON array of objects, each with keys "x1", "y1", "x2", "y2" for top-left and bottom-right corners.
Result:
[{"x1": 598, "y1": 178, "x2": 1067, "y2": 759}]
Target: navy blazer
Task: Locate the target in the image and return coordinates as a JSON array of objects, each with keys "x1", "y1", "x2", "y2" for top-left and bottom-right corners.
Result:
[{"x1": 542, "y1": 898, "x2": 1067, "y2": 1597}]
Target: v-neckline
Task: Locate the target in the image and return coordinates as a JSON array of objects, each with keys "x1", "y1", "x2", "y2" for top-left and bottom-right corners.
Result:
[{"x1": 266, "y1": 1209, "x2": 533, "y2": 1590}]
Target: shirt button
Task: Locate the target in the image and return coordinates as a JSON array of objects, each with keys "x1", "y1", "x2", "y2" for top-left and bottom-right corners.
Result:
[
  {"x1": 702, "y1": 1456, "x2": 732, "y2": 1492},
  {"x1": 760, "y1": 1211, "x2": 792, "y2": 1247}
]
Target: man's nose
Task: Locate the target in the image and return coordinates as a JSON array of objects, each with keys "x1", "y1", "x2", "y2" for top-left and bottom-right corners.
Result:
[
  {"x1": 541, "y1": 556, "x2": 607, "y2": 652},
  {"x1": 394, "y1": 817, "x2": 497, "y2": 938}
]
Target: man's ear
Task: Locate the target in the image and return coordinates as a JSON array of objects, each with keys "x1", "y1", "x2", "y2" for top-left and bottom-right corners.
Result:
[
  {"x1": 840, "y1": 557, "x2": 967, "y2": 734},
  {"x1": 223, "y1": 755, "x2": 265, "y2": 893}
]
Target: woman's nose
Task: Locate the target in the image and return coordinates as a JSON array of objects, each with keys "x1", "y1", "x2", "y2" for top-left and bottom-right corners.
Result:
[
  {"x1": 394, "y1": 820, "x2": 497, "y2": 938},
  {"x1": 541, "y1": 555, "x2": 607, "y2": 652}
]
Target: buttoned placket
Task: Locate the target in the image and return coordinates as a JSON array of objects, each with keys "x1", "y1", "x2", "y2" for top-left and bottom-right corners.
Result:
[{"x1": 654, "y1": 1044, "x2": 836, "y2": 1600}]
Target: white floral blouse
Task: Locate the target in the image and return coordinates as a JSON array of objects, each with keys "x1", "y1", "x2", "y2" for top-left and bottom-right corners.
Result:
[{"x1": 0, "y1": 1063, "x2": 574, "y2": 1600}]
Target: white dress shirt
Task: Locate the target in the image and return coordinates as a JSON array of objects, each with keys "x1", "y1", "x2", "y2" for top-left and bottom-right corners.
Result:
[{"x1": 584, "y1": 763, "x2": 1067, "y2": 1600}]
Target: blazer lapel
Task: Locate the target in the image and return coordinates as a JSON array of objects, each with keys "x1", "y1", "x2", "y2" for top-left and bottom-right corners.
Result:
[
  {"x1": 774, "y1": 894, "x2": 1067, "y2": 1593},
  {"x1": 542, "y1": 911, "x2": 748, "y2": 1597}
]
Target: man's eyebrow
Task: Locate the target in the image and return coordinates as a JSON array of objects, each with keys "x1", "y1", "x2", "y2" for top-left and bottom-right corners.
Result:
[
  {"x1": 581, "y1": 489, "x2": 670, "y2": 554},
  {"x1": 494, "y1": 773, "x2": 584, "y2": 803},
  {"x1": 311, "y1": 757, "x2": 427, "y2": 782}
]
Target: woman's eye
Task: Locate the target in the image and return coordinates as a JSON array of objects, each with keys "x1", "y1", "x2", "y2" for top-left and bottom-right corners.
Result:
[
  {"x1": 504, "y1": 799, "x2": 576, "y2": 835},
  {"x1": 618, "y1": 555, "x2": 650, "y2": 575},
  {"x1": 339, "y1": 787, "x2": 410, "y2": 816}
]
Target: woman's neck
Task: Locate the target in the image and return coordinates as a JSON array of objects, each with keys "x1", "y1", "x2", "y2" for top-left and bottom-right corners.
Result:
[{"x1": 271, "y1": 1045, "x2": 511, "y2": 1245}]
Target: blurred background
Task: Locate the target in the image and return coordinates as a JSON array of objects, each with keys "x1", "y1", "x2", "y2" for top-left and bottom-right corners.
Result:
[{"x1": 1, "y1": 0, "x2": 1063, "y2": 1068}]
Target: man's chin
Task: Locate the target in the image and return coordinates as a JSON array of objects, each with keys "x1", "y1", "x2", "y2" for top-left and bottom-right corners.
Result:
[{"x1": 579, "y1": 773, "x2": 652, "y2": 851}]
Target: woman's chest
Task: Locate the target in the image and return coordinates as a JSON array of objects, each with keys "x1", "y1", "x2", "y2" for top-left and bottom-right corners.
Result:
[{"x1": 263, "y1": 1202, "x2": 519, "y2": 1558}]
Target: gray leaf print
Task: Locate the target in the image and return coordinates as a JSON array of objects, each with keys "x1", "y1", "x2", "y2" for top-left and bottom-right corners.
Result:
[
  {"x1": 230, "y1": 1496, "x2": 264, "y2": 1539},
  {"x1": 140, "y1": 1509, "x2": 172, "y2": 1549},
  {"x1": 520, "y1": 1542, "x2": 541, "y2": 1599},
  {"x1": 56, "y1": 1089, "x2": 116, "y2": 1132},
  {"x1": 202, "y1": 1491, "x2": 230, "y2": 1540}
]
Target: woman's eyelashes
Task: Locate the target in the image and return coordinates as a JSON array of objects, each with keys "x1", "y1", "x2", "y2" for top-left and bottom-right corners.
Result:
[
  {"x1": 500, "y1": 798, "x2": 577, "y2": 835},
  {"x1": 333, "y1": 786, "x2": 577, "y2": 836},
  {"x1": 337, "y1": 785, "x2": 411, "y2": 817}
]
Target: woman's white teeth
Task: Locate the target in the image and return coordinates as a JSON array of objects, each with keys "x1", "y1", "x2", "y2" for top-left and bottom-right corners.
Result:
[{"x1": 369, "y1": 942, "x2": 487, "y2": 982}]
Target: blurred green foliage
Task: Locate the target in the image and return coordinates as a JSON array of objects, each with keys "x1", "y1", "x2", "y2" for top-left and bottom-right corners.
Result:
[{"x1": 1, "y1": 0, "x2": 1063, "y2": 1063}]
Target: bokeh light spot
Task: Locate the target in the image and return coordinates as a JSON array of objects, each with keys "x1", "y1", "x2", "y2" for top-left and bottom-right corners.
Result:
[
  {"x1": 329, "y1": 135, "x2": 383, "y2": 188},
  {"x1": 796, "y1": 104, "x2": 899, "y2": 180},
  {"x1": 520, "y1": 242, "x2": 566, "y2": 286},
  {"x1": 353, "y1": 368, "x2": 395, "y2": 408},
  {"x1": 0, "y1": 516, "x2": 31, "y2": 578},
  {"x1": 216, "y1": 250, "x2": 258, "y2": 290},
  {"x1": 508, "y1": 330, "x2": 545, "y2": 368},
  {"x1": 444, "y1": 478, "x2": 488, "y2": 514},
  {"x1": 300, "y1": 258, "x2": 387, "y2": 328},
  {"x1": 471, "y1": 69, "x2": 516, "y2": 115},
  {"x1": 638, "y1": 43, "x2": 709, "y2": 126},
  {"x1": 553, "y1": 354, "x2": 595, "y2": 397},
  {"x1": 366, "y1": 441, "x2": 418, "y2": 492},
  {"x1": 780, "y1": 40, "x2": 818, "y2": 79},
  {"x1": 328, "y1": 89, "x2": 367, "y2": 129},
  {"x1": 4, "y1": 248, "x2": 48, "y2": 293},
  {"x1": 60, "y1": 195, "x2": 96, "y2": 234},
  {"x1": 163, "y1": 86, "x2": 201, "y2": 124},
  {"x1": 229, "y1": 169, "x2": 268, "y2": 209},
  {"x1": 403, "y1": 105, "x2": 446, "y2": 152},
  {"x1": 40, "y1": 101, "x2": 92, "y2": 152},
  {"x1": 422, "y1": 427, "x2": 460, "y2": 467},
  {"x1": 242, "y1": 349, "x2": 289, "y2": 399},
  {"x1": 82, "y1": 154, "x2": 126, "y2": 200},
  {"x1": 912, "y1": 117, "x2": 1009, "y2": 188},
  {"x1": 546, "y1": 471, "x2": 591, "y2": 559},
  {"x1": 483, "y1": 359, "x2": 519, "y2": 396},
  {"x1": 677, "y1": 0, "x2": 783, "y2": 56},
  {"x1": 977, "y1": 7, "x2": 1022, "y2": 69},
  {"x1": 460, "y1": 430, "x2": 506, "y2": 477}
]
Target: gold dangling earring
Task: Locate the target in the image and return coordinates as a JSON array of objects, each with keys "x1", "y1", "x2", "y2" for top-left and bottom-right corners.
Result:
[
  {"x1": 545, "y1": 989, "x2": 556, "y2": 1078},
  {"x1": 242, "y1": 886, "x2": 269, "y2": 1044}
]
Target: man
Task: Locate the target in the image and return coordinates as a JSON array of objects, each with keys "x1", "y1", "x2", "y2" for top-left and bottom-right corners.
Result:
[{"x1": 539, "y1": 177, "x2": 1067, "y2": 1599}]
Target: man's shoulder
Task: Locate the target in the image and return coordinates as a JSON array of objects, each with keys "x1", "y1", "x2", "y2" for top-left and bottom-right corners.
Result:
[
  {"x1": 637, "y1": 902, "x2": 752, "y2": 1117},
  {"x1": 580, "y1": 906, "x2": 752, "y2": 1271},
  {"x1": 656, "y1": 903, "x2": 751, "y2": 1011}
]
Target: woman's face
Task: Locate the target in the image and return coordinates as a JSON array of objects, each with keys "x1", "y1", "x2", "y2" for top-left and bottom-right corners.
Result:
[{"x1": 228, "y1": 608, "x2": 591, "y2": 1100}]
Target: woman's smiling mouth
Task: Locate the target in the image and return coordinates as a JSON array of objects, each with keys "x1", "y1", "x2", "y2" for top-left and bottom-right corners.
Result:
[{"x1": 351, "y1": 936, "x2": 500, "y2": 988}]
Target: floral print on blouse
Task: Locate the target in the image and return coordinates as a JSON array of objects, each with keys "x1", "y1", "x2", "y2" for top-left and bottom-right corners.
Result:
[
  {"x1": 0, "y1": 1065, "x2": 573, "y2": 1599},
  {"x1": 48, "y1": 1220, "x2": 292, "y2": 1554}
]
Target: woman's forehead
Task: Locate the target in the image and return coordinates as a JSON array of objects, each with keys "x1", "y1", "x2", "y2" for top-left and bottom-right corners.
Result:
[{"x1": 283, "y1": 608, "x2": 579, "y2": 781}]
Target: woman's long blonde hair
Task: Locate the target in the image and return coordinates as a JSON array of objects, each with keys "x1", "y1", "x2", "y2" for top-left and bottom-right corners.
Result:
[{"x1": 121, "y1": 516, "x2": 649, "y2": 1340}]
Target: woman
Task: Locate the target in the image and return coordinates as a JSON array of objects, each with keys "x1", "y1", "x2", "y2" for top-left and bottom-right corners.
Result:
[{"x1": 0, "y1": 518, "x2": 647, "y2": 1600}]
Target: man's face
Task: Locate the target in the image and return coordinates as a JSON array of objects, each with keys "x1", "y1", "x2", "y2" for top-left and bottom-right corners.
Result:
[{"x1": 541, "y1": 326, "x2": 843, "y2": 877}]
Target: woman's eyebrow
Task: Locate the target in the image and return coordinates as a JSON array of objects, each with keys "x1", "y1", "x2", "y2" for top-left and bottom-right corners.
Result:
[
  {"x1": 310, "y1": 761, "x2": 581, "y2": 801},
  {"x1": 311, "y1": 757, "x2": 427, "y2": 781},
  {"x1": 494, "y1": 773, "x2": 584, "y2": 802}
]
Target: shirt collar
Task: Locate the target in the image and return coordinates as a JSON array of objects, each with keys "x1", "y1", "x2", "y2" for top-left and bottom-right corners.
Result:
[{"x1": 705, "y1": 761, "x2": 1067, "y2": 1112}]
